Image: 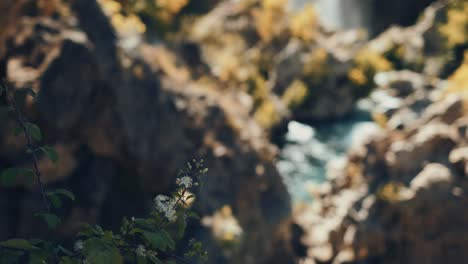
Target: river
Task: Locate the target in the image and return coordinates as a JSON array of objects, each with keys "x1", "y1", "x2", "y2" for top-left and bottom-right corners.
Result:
[{"x1": 277, "y1": 100, "x2": 380, "y2": 202}]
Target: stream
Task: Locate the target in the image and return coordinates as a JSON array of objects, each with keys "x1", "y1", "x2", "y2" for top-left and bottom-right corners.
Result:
[
  {"x1": 276, "y1": 100, "x2": 380, "y2": 202},
  {"x1": 278, "y1": 0, "x2": 379, "y2": 203}
]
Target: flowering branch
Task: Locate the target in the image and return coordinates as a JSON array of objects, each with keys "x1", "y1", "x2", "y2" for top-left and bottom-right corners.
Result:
[{"x1": 1, "y1": 80, "x2": 50, "y2": 212}]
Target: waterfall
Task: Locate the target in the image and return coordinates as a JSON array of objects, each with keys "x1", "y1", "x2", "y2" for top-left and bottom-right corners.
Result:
[{"x1": 292, "y1": 0, "x2": 372, "y2": 31}]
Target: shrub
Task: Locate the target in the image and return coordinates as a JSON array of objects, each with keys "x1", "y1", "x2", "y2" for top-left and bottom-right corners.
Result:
[{"x1": 0, "y1": 81, "x2": 207, "y2": 264}]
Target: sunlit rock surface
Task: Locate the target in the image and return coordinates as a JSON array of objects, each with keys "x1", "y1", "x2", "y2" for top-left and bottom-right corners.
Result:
[{"x1": 294, "y1": 3, "x2": 468, "y2": 259}]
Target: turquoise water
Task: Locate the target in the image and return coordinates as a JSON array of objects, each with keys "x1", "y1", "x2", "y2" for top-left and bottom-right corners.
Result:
[{"x1": 277, "y1": 104, "x2": 377, "y2": 202}]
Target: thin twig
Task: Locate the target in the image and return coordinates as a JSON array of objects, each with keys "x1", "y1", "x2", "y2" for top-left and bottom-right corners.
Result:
[{"x1": 2, "y1": 81, "x2": 50, "y2": 212}]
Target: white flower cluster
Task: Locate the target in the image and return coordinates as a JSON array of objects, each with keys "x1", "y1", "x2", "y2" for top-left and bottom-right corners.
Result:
[
  {"x1": 154, "y1": 195, "x2": 177, "y2": 222},
  {"x1": 136, "y1": 244, "x2": 147, "y2": 257},
  {"x1": 176, "y1": 176, "x2": 193, "y2": 188},
  {"x1": 74, "y1": 240, "x2": 84, "y2": 252},
  {"x1": 136, "y1": 244, "x2": 158, "y2": 258}
]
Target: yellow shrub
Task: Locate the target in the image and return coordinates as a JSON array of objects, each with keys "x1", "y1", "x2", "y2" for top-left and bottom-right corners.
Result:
[
  {"x1": 249, "y1": 75, "x2": 269, "y2": 102},
  {"x1": 348, "y1": 49, "x2": 393, "y2": 90},
  {"x1": 446, "y1": 51, "x2": 468, "y2": 104},
  {"x1": 156, "y1": 0, "x2": 189, "y2": 14},
  {"x1": 289, "y1": 5, "x2": 318, "y2": 41},
  {"x1": 348, "y1": 68, "x2": 368, "y2": 86},
  {"x1": 99, "y1": 0, "x2": 146, "y2": 35},
  {"x1": 253, "y1": 0, "x2": 288, "y2": 42},
  {"x1": 372, "y1": 112, "x2": 388, "y2": 129},
  {"x1": 377, "y1": 182, "x2": 406, "y2": 203},
  {"x1": 354, "y1": 49, "x2": 393, "y2": 73},
  {"x1": 254, "y1": 100, "x2": 281, "y2": 129},
  {"x1": 261, "y1": 0, "x2": 288, "y2": 11},
  {"x1": 303, "y1": 48, "x2": 329, "y2": 83},
  {"x1": 439, "y1": 1, "x2": 468, "y2": 47},
  {"x1": 282, "y1": 79, "x2": 309, "y2": 108}
]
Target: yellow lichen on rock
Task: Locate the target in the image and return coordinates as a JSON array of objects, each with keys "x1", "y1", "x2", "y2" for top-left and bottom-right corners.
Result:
[
  {"x1": 348, "y1": 68, "x2": 368, "y2": 86},
  {"x1": 303, "y1": 48, "x2": 329, "y2": 83},
  {"x1": 98, "y1": 0, "x2": 146, "y2": 36},
  {"x1": 282, "y1": 79, "x2": 309, "y2": 108},
  {"x1": 354, "y1": 49, "x2": 393, "y2": 73},
  {"x1": 254, "y1": 100, "x2": 281, "y2": 129},
  {"x1": 289, "y1": 5, "x2": 318, "y2": 42},
  {"x1": 253, "y1": 0, "x2": 288, "y2": 42},
  {"x1": 446, "y1": 51, "x2": 468, "y2": 105},
  {"x1": 439, "y1": 0, "x2": 468, "y2": 47},
  {"x1": 348, "y1": 49, "x2": 393, "y2": 89}
]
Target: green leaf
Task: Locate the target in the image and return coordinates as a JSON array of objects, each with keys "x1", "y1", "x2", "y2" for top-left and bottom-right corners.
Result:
[
  {"x1": 83, "y1": 238, "x2": 123, "y2": 264},
  {"x1": 147, "y1": 255, "x2": 162, "y2": 264},
  {"x1": 136, "y1": 255, "x2": 147, "y2": 264},
  {"x1": 57, "y1": 245, "x2": 74, "y2": 256},
  {"x1": 174, "y1": 212, "x2": 187, "y2": 239},
  {"x1": 36, "y1": 213, "x2": 61, "y2": 229},
  {"x1": 187, "y1": 211, "x2": 200, "y2": 220},
  {"x1": 25, "y1": 122, "x2": 42, "y2": 141},
  {"x1": 28, "y1": 239, "x2": 45, "y2": 246},
  {"x1": 59, "y1": 256, "x2": 80, "y2": 264},
  {"x1": 120, "y1": 218, "x2": 129, "y2": 235},
  {"x1": 47, "y1": 193, "x2": 62, "y2": 209},
  {"x1": 29, "y1": 249, "x2": 49, "y2": 264},
  {"x1": 142, "y1": 230, "x2": 175, "y2": 251},
  {"x1": 0, "y1": 239, "x2": 37, "y2": 251},
  {"x1": 14, "y1": 127, "x2": 23, "y2": 136},
  {"x1": 1, "y1": 168, "x2": 34, "y2": 187},
  {"x1": 77, "y1": 224, "x2": 94, "y2": 237},
  {"x1": 46, "y1": 189, "x2": 75, "y2": 209},
  {"x1": 40, "y1": 146, "x2": 59, "y2": 163},
  {"x1": 54, "y1": 189, "x2": 75, "y2": 201}
]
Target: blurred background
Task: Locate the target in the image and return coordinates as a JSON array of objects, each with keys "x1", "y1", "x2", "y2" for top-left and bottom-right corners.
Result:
[{"x1": 1, "y1": 0, "x2": 467, "y2": 263}]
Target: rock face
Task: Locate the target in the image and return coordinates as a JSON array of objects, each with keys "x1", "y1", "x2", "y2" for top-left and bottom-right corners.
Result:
[
  {"x1": 295, "y1": 46, "x2": 468, "y2": 264},
  {"x1": 0, "y1": 1, "x2": 294, "y2": 263},
  {"x1": 369, "y1": 0, "x2": 437, "y2": 36},
  {"x1": 184, "y1": 0, "x2": 384, "y2": 124}
]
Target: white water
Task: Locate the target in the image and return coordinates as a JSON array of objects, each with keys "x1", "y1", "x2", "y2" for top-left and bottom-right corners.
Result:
[
  {"x1": 291, "y1": 0, "x2": 371, "y2": 31},
  {"x1": 277, "y1": 103, "x2": 379, "y2": 202}
]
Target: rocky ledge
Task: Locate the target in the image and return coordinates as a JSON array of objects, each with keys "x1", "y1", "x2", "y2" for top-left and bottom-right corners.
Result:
[{"x1": 296, "y1": 23, "x2": 468, "y2": 264}]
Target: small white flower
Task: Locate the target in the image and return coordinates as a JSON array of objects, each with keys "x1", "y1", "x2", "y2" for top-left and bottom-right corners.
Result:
[
  {"x1": 165, "y1": 208, "x2": 177, "y2": 222},
  {"x1": 176, "y1": 176, "x2": 193, "y2": 188},
  {"x1": 154, "y1": 195, "x2": 171, "y2": 212},
  {"x1": 154, "y1": 195, "x2": 178, "y2": 221},
  {"x1": 74, "y1": 240, "x2": 84, "y2": 252},
  {"x1": 136, "y1": 244, "x2": 147, "y2": 257},
  {"x1": 146, "y1": 250, "x2": 158, "y2": 258}
]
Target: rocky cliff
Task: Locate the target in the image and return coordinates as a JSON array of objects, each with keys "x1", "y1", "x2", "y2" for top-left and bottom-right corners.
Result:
[
  {"x1": 295, "y1": 1, "x2": 468, "y2": 263},
  {"x1": 0, "y1": 1, "x2": 294, "y2": 263}
]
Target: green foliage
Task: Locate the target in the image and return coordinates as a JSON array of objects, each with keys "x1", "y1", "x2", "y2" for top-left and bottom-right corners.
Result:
[
  {"x1": 0, "y1": 167, "x2": 34, "y2": 187},
  {"x1": 0, "y1": 81, "x2": 208, "y2": 263},
  {"x1": 36, "y1": 213, "x2": 62, "y2": 229},
  {"x1": 25, "y1": 122, "x2": 42, "y2": 141},
  {"x1": 41, "y1": 146, "x2": 59, "y2": 163}
]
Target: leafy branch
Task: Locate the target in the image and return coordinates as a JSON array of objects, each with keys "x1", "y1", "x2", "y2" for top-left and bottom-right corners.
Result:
[
  {"x1": 0, "y1": 80, "x2": 208, "y2": 263},
  {"x1": 1, "y1": 80, "x2": 51, "y2": 212}
]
